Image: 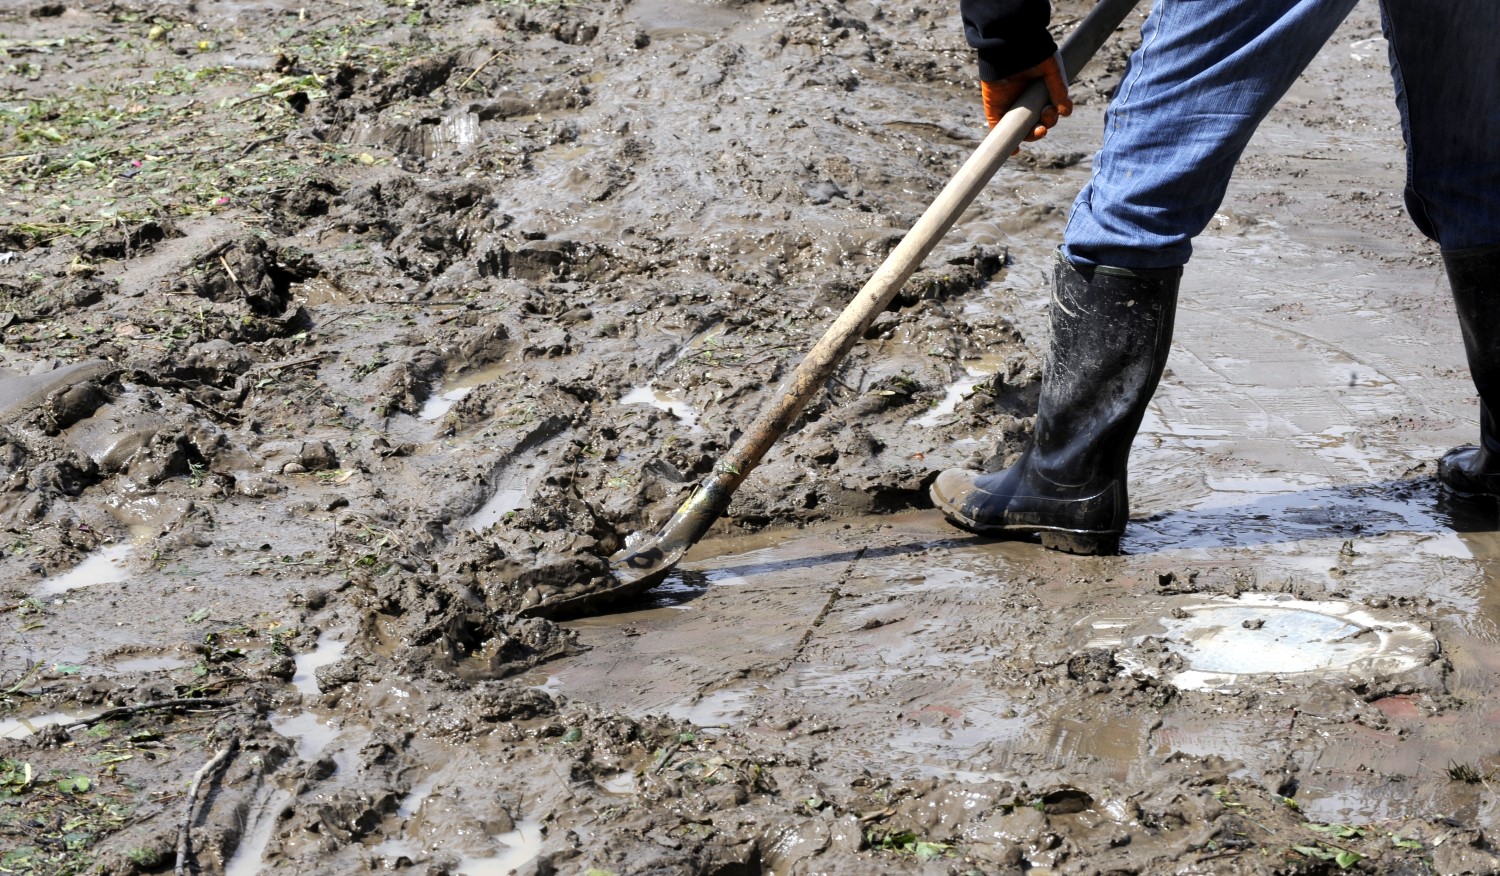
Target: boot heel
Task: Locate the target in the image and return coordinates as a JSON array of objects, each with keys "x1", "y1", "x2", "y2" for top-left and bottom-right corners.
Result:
[{"x1": 1041, "y1": 531, "x2": 1121, "y2": 556}]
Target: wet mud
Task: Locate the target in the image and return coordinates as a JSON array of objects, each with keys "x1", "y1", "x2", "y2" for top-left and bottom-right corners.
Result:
[{"x1": 3, "y1": 0, "x2": 1500, "y2": 873}]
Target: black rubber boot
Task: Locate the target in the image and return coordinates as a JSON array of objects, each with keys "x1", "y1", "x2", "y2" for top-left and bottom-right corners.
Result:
[
  {"x1": 930, "y1": 254, "x2": 1180, "y2": 554},
  {"x1": 1437, "y1": 243, "x2": 1500, "y2": 504}
]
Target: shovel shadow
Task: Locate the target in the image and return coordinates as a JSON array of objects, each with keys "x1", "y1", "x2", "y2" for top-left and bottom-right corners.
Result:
[{"x1": 636, "y1": 540, "x2": 941, "y2": 610}]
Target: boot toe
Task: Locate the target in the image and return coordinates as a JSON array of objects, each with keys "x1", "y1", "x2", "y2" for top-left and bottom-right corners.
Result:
[{"x1": 929, "y1": 468, "x2": 979, "y2": 515}]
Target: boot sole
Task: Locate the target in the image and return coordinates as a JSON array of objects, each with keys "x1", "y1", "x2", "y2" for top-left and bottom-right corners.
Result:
[
  {"x1": 1438, "y1": 481, "x2": 1500, "y2": 509},
  {"x1": 937, "y1": 508, "x2": 1122, "y2": 556}
]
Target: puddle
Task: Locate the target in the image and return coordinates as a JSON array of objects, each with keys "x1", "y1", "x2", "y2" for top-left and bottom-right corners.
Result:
[
  {"x1": 270, "y1": 710, "x2": 343, "y2": 761},
  {"x1": 223, "y1": 788, "x2": 294, "y2": 876},
  {"x1": 36, "y1": 543, "x2": 131, "y2": 596},
  {"x1": 1086, "y1": 593, "x2": 1438, "y2": 692},
  {"x1": 626, "y1": 0, "x2": 744, "y2": 34},
  {"x1": 621, "y1": 384, "x2": 704, "y2": 433},
  {"x1": 371, "y1": 817, "x2": 545, "y2": 875},
  {"x1": 467, "y1": 488, "x2": 528, "y2": 532},
  {"x1": 0, "y1": 708, "x2": 102, "y2": 740},
  {"x1": 105, "y1": 495, "x2": 191, "y2": 542},
  {"x1": 347, "y1": 112, "x2": 480, "y2": 159},
  {"x1": 291, "y1": 629, "x2": 349, "y2": 697},
  {"x1": 452, "y1": 818, "x2": 545, "y2": 875},
  {"x1": 110, "y1": 655, "x2": 188, "y2": 674},
  {"x1": 599, "y1": 772, "x2": 637, "y2": 795},
  {"x1": 269, "y1": 628, "x2": 350, "y2": 759},
  {"x1": 666, "y1": 688, "x2": 760, "y2": 727},
  {"x1": 419, "y1": 386, "x2": 475, "y2": 421},
  {"x1": 529, "y1": 675, "x2": 563, "y2": 697},
  {"x1": 397, "y1": 772, "x2": 442, "y2": 818},
  {"x1": 420, "y1": 363, "x2": 511, "y2": 422}
]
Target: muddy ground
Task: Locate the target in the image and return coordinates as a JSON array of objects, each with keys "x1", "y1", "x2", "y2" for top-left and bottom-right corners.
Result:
[{"x1": 3, "y1": 0, "x2": 1499, "y2": 873}]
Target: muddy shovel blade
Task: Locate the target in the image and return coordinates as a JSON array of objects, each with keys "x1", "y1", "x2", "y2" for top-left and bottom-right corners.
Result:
[
  {"x1": 530, "y1": 0, "x2": 1144, "y2": 620},
  {"x1": 517, "y1": 475, "x2": 735, "y2": 620}
]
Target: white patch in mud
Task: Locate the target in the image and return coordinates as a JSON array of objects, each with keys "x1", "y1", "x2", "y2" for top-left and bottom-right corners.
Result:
[
  {"x1": 467, "y1": 488, "x2": 528, "y2": 532},
  {"x1": 911, "y1": 366, "x2": 990, "y2": 429},
  {"x1": 36, "y1": 543, "x2": 131, "y2": 596},
  {"x1": 621, "y1": 384, "x2": 704, "y2": 433},
  {"x1": 1088, "y1": 593, "x2": 1437, "y2": 692},
  {"x1": 454, "y1": 818, "x2": 545, "y2": 875},
  {"x1": 292, "y1": 629, "x2": 349, "y2": 697},
  {"x1": 372, "y1": 817, "x2": 545, "y2": 875},
  {"x1": 419, "y1": 386, "x2": 475, "y2": 421},
  {"x1": 600, "y1": 771, "x2": 637, "y2": 795}
]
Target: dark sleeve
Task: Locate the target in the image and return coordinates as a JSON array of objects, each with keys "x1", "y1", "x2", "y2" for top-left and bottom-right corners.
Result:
[{"x1": 960, "y1": 0, "x2": 1057, "y2": 81}]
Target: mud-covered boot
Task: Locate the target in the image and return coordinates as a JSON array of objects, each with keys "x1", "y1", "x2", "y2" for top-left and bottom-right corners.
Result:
[
  {"x1": 930, "y1": 254, "x2": 1180, "y2": 554},
  {"x1": 1438, "y1": 244, "x2": 1500, "y2": 505}
]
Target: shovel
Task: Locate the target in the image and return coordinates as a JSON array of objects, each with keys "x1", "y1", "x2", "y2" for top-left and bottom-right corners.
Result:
[{"x1": 524, "y1": 0, "x2": 1143, "y2": 620}]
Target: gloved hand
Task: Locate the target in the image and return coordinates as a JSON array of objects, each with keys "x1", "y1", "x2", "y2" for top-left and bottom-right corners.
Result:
[{"x1": 980, "y1": 51, "x2": 1072, "y2": 140}]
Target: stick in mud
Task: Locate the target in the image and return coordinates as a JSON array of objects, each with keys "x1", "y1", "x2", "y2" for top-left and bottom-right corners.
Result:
[
  {"x1": 67, "y1": 697, "x2": 242, "y2": 730},
  {"x1": 176, "y1": 735, "x2": 239, "y2": 876}
]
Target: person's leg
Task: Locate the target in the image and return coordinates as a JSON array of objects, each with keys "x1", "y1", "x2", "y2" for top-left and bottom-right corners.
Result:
[
  {"x1": 1065, "y1": 0, "x2": 1360, "y2": 270},
  {"x1": 1379, "y1": 0, "x2": 1500, "y2": 503},
  {"x1": 934, "y1": 0, "x2": 1359, "y2": 551}
]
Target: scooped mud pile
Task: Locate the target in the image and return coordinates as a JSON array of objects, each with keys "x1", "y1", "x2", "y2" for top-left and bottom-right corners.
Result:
[{"x1": 3, "y1": 0, "x2": 1498, "y2": 874}]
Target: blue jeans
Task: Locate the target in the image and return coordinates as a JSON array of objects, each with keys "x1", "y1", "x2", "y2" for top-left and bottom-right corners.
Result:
[{"x1": 1062, "y1": 0, "x2": 1500, "y2": 270}]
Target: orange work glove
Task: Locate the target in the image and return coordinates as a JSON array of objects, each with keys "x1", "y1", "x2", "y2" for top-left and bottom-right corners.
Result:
[{"x1": 980, "y1": 52, "x2": 1072, "y2": 141}]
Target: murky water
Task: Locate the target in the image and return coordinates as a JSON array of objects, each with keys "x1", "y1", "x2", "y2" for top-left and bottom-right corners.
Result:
[
  {"x1": 110, "y1": 655, "x2": 189, "y2": 674},
  {"x1": 368, "y1": 817, "x2": 545, "y2": 875},
  {"x1": 450, "y1": 819, "x2": 545, "y2": 876},
  {"x1": 0, "y1": 708, "x2": 101, "y2": 740},
  {"x1": 1087, "y1": 594, "x2": 1438, "y2": 692},
  {"x1": 290, "y1": 629, "x2": 348, "y2": 697},
  {"x1": 223, "y1": 788, "x2": 294, "y2": 876},
  {"x1": 620, "y1": 384, "x2": 705, "y2": 434},
  {"x1": 548, "y1": 498, "x2": 1500, "y2": 833},
  {"x1": 420, "y1": 362, "x2": 512, "y2": 422},
  {"x1": 36, "y1": 543, "x2": 131, "y2": 596}
]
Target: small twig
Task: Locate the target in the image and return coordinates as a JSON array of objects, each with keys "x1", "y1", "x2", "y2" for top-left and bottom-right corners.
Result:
[
  {"x1": 234, "y1": 134, "x2": 283, "y2": 161},
  {"x1": 218, "y1": 255, "x2": 245, "y2": 293},
  {"x1": 225, "y1": 91, "x2": 278, "y2": 110},
  {"x1": 651, "y1": 740, "x2": 683, "y2": 775},
  {"x1": 3, "y1": 663, "x2": 45, "y2": 697},
  {"x1": 457, "y1": 49, "x2": 506, "y2": 91},
  {"x1": 176, "y1": 736, "x2": 239, "y2": 876},
  {"x1": 68, "y1": 697, "x2": 241, "y2": 729},
  {"x1": 247, "y1": 353, "x2": 328, "y2": 375}
]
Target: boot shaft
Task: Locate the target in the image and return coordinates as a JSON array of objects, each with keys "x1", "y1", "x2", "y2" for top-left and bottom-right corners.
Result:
[
  {"x1": 1443, "y1": 245, "x2": 1500, "y2": 463},
  {"x1": 1030, "y1": 255, "x2": 1181, "y2": 486}
]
